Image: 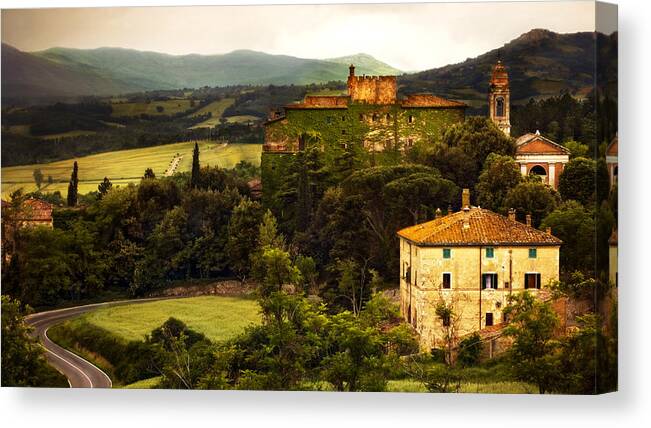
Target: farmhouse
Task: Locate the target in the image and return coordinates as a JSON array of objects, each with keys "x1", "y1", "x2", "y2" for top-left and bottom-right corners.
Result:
[{"x1": 396, "y1": 190, "x2": 561, "y2": 351}]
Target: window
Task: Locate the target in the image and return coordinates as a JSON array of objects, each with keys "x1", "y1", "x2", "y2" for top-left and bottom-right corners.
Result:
[
  {"x1": 496, "y1": 97, "x2": 504, "y2": 117},
  {"x1": 529, "y1": 248, "x2": 537, "y2": 258},
  {"x1": 486, "y1": 247, "x2": 494, "y2": 258},
  {"x1": 442, "y1": 273, "x2": 451, "y2": 289},
  {"x1": 525, "y1": 273, "x2": 541, "y2": 289},
  {"x1": 340, "y1": 143, "x2": 348, "y2": 149},
  {"x1": 405, "y1": 266, "x2": 411, "y2": 284},
  {"x1": 486, "y1": 312, "x2": 494, "y2": 327},
  {"x1": 443, "y1": 248, "x2": 451, "y2": 259},
  {"x1": 504, "y1": 281, "x2": 510, "y2": 289},
  {"x1": 482, "y1": 273, "x2": 498, "y2": 289},
  {"x1": 408, "y1": 115, "x2": 414, "y2": 124}
]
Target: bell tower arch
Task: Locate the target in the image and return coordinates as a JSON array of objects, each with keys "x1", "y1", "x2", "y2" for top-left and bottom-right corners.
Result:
[{"x1": 489, "y1": 58, "x2": 511, "y2": 136}]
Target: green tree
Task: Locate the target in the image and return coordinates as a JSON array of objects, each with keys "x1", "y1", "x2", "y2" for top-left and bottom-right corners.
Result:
[
  {"x1": 503, "y1": 292, "x2": 561, "y2": 394},
  {"x1": 441, "y1": 116, "x2": 515, "y2": 187},
  {"x1": 541, "y1": 201, "x2": 595, "y2": 273},
  {"x1": 190, "y1": 142, "x2": 200, "y2": 189},
  {"x1": 558, "y1": 157, "x2": 596, "y2": 206},
  {"x1": 97, "y1": 176, "x2": 113, "y2": 199},
  {"x1": 258, "y1": 248, "x2": 301, "y2": 299},
  {"x1": 143, "y1": 168, "x2": 156, "y2": 180},
  {"x1": 226, "y1": 198, "x2": 263, "y2": 282},
  {"x1": 503, "y1": 180, "x2": 560, "y2": 227},
  {"x1": 1, "y1": 295, "x2": 67, "y2": 387},
  {"x1": 563, "y1": 140, "x2": 589, "y2": 158},
  {"x1": 475, "y1": 153, "x2": 522, "y2": 212},
  {"x1": 33, "y1": 168, "x2": 44, "y2": 189},
  {"x1": 67, "y1": 161, "x2": 79, "y2": 207}
]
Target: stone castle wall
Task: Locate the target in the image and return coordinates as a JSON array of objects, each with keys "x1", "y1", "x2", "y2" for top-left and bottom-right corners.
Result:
[{"x1": 347, "y1": 75, "x2": 397, "y2": 105}]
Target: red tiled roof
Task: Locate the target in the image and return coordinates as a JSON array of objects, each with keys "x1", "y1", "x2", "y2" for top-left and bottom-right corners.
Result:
[
  {"x1": 606, "y1": 135, "x2": 618, "y2": 156},
  {"x1": 400, "y1": 94, "x2": 467, "y2": 108},
  {"x1": 397, "y1": 207, "x2": 562, "y2": 246},
  {"x1": 515, "y1": 132, "x2": 570, "y2": 155},
  {"x1": 15, "y1": 199, "x2": 53, "y2": 222},
  {"x1": 284, "y1": 95, "x2": 349, "y2": 110}
]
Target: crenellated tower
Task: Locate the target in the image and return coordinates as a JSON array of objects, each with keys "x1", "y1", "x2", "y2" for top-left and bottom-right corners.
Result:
[{"x1": 488, "y1": 59, "x2": 511, "y2": 136}]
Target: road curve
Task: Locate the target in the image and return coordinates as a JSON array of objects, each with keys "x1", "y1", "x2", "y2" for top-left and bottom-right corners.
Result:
[{"x1": 25, "y1": 297, "x2": 172, "y2": 388}]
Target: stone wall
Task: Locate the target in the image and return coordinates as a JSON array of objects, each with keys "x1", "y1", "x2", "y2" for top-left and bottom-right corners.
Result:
[{"x1": 347, "y1": 75, "x2": 397, "y2": 104}]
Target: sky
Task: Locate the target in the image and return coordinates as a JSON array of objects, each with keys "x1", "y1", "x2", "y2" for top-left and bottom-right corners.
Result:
[{"x1": 1, "y1": 1, "x2": 605, "y2": 71}]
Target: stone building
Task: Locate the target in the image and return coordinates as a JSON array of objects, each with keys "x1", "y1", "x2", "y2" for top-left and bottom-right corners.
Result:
[
  {"x1": 488, "y1": 60, "x2": 511, "y2": 136},
  {"x1": 606, "y1": 134, "x2": 618, "y2": 188},
  {"x1": 261, "y1": 65, "x2": 467, "y2": 204},
  {"x1": 514, "y1": 130, "x2": 570, "y2": 190},
  {"x1": 396, "y1": 190, "x2": 561, "y2": 351}
]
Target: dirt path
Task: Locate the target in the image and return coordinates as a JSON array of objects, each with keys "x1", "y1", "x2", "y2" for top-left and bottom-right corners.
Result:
[{"x1": 164, "y1": 154, "x2": 183, "y2": 177}]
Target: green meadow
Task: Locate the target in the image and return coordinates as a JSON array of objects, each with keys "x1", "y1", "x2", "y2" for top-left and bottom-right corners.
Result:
[{"x1": 74, "y1": 296, "x2": 261, "y2": 343}]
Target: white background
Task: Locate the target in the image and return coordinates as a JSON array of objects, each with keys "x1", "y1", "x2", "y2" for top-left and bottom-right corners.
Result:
[{"x1": 1, "y1": 0, "x2": 649, "y2": 427}]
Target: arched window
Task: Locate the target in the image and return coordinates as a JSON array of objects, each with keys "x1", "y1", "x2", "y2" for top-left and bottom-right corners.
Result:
[
  {"x1": 496, "y1": 97, "x2": 505, "y2": 117},
  {"x1": 529, "y1": 165, "x2": 547, "y2": 182}
]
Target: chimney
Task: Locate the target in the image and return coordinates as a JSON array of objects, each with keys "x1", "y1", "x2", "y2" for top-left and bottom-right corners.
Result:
[
  {"x1": 508, "y1": 208, "x2": 516, "y2": 221},
  {"x1": 463, "y1": 207, "x2": 470, "y2": 230},
  {"x1": 447, "y1": 204, "x2": 453, "y2": 215},
  {"x1": 435, "y1": 208, "x2": 442, "y2": 219},
  {"x1": 526, "y1": 214, "x2": 532, "y2": 227},
  {"x1": 462, "y1": 188, "x2": 470, "y2": 209},
  {"x1": 349, "y1": 64, "x2": 355, "y2": 77}
]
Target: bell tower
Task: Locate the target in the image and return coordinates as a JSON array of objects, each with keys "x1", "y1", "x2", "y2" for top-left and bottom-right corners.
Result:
[{"x1": 489, "y1": 57, "x2": 511, "y2": 136}]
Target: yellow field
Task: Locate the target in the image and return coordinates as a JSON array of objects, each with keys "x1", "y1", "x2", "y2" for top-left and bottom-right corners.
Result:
[
  {"x1": 188, "y1": 98, "x2": 235, "y2": 128},
  {"x1": 1, "y1": 142, "x2": 262, "y2": 197},
  {"x1": 226, "y1": 115, "x2": 259, "y2": 124},
  {"x1": 111, "y1": 99, "x2": 194, "y2": 117}
]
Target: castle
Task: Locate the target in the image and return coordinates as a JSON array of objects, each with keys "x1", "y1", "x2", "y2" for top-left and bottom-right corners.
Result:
[{"x1": 261, "y1": 64, "x2": 467, "y2": 206}]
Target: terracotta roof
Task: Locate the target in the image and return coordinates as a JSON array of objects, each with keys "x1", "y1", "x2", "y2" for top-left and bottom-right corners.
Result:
[
  {"x1": 400, "y1": 94, "x2": 467, "y2": 108},
  {"x1": 606, "y1": 134, "x2": 618, "y2": 156},
  {"x1": 284, "y1": 95, "x2": 349, "y2": 110},
  {"x1": 15, "y1": 199, "x2": 53, "y2": 222},
  {"x1": 609, "y1": 229, "x2": 618, "y2": 245},
  {"x1": 397, "y1": 207, "x2": 562, "y2": 246},
  {"x1": 515, "y1": 132, "x2": 570, "y2": 155}
]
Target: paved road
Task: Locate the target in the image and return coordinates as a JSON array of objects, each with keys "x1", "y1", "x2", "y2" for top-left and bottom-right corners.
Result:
[{"x1": 25, "y1": 298, "x2": 171, "y2": 388}]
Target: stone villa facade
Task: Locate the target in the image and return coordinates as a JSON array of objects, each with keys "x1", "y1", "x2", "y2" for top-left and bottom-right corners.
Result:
[{"x1": 396, "y1": 190, "x2": 561, "y2": 351}]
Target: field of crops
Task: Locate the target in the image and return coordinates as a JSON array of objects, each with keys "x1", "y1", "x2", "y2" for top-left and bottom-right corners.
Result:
[
  {"x1": 188, "y1": 98, "x2": 235, "y2": 128},
  {"x1": 1, "y1": 142, "x2": 262, "y2": 197},
  {"x1": 110, "y1": 99, "x2": 194, "y2": 117}
]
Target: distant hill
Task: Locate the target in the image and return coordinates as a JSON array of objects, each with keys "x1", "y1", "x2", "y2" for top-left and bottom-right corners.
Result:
[
  {"x1": 399, "y1": 29, "x2": 618, "y2": 109},
  {"x1": 1, "y1": 45, "x2": 401, "y2": 104},
  {"x1": 1, "y1": 43, "x2": 140, "y2": 104}
]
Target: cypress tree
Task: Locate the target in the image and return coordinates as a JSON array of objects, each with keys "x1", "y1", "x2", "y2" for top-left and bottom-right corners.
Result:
[
  {"x1": 190, "y1": 142, "x2": 200, "y2": 188},
  {"x1": 67, "y1": 161, "x2": 79, "y2": 207},
  {"x1": 97, "y1": 177, "x2": 112, "y2": 199}
]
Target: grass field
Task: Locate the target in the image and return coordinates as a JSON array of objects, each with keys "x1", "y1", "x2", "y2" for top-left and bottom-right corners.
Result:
[
  {"x1": 385, "y1": 379, "x2": 536, "y2": 394},
  {"x1": 1, "y1": 142, "x2": 262, "y2": 197},
  {"x1": 79, "y1": 296, "x2": 261, "y2": 342},
  {"x1": 111, "y1": 99, "x2": 194, "y2": 117},
  {"x1": 225, "y1": 115, "x2": 260, "y2": 124},
  {"x1": 188, "y1": 98, "x2": 235, "y2": 129}
]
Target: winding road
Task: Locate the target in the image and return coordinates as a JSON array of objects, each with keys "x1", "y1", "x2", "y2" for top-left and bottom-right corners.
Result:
[{"x1": 25, "y1": 298, "x2": 170, "y2": 388}]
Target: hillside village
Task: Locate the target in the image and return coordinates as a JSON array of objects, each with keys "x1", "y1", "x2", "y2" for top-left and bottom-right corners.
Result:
[{"x1": 2, "y1": 41, "x2": 618, "y2": 394}]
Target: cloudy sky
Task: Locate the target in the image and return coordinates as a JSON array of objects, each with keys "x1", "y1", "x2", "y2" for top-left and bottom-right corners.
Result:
[{"x1": 2, "y1": 1, "x2": 604, "y2": 71}]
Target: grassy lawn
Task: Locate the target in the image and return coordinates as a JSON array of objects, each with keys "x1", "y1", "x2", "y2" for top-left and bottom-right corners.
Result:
[
  {"x1": 80, "y1": 296, "x2": 261, "y2": 342},
  {"x1": 1, "y1": 142, "x2": 262, "y2": 197},
  {"x1": 123, "y1": 376, "x2": 162, "y2": 389},
  {"x1": 386, "y1": 379, "x2": 536, "y2": 394},
  {"x1": 188, "y1": 98, "x2": 235, "y2": 129},
  {"x1": 111, "y1": 99, "x2": 194, "y2": 117}
]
